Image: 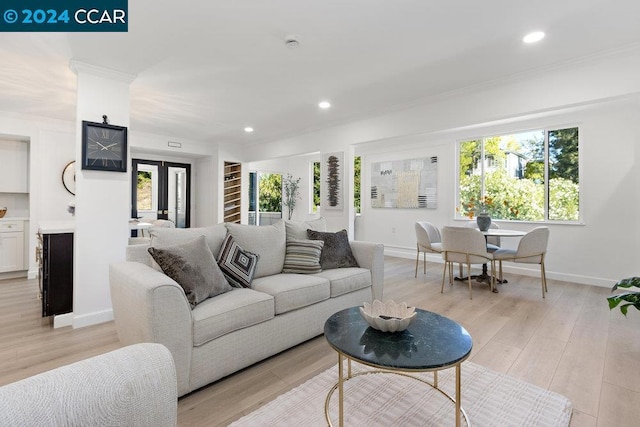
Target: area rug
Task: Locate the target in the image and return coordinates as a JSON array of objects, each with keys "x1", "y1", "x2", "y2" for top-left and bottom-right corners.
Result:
[{"x1": 230, "y1": 361, "x2": 572, "y2": 426}]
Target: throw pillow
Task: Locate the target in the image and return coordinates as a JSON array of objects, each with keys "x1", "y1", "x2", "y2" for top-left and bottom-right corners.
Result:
[
  {"x1": 148, "y1": 235, "x2": 232, "y2": 308},
  {"x1": 306, "y1": 229, "x2": 359, "y2": 270},
  {"x1": 218, "y1": 233, "x2": 260, "y2": 288},
  {"x1": 284, "y1": 217, "x2": 327, "y2": 240},
  {"x1": 225, "y1": 221, "x2": 285, "y2": 279},
  {"x1": 282, "y1": 239, "x2": 325, "y2": 274}
]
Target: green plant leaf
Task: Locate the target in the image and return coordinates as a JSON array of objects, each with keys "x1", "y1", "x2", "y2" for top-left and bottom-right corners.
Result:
[
  {"x1": 611, "y1": 277, "x2": 640, "y2": 292},
  {"x1": 607, "y1": 292, "x2": 640, "y2": 316}
]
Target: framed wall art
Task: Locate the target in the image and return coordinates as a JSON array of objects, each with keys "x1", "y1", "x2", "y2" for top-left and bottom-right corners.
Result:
[{"x1": 371, "y1": 156, "x2": 437, "y2": 209}]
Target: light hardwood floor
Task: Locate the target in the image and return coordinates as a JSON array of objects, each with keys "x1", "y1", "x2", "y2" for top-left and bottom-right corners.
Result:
[{"x1": 1, "y1": 257, "x2": 639, "y2": 426}]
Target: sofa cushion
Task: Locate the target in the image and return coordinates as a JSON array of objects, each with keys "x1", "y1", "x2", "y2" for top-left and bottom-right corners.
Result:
[
  {"x1": 312, "y1": 267, "x2": 372, "y2": 298},
  {"x1": 192, "y1": 288, "x2": 274, "y2": 346},
  {"x1": 148, "y1": 236, "x2": 232, "y2": 308},
  {"x1": 218, "y1": 234, "x2": 259, "y2": 288},
  {"x1": 282, "y1": 239, "x2": 324, "y2": 274},
  {"x1": 226, "y1": 221, "x2": 286, "y2": 278},
  {"x1": 284, "y1": 217, "x2": 327, "y2": 240},
  {"x1": 150, "y1": 224, "x2": 227, "y2": 258},
  {"x1": 307, "y1": 229, "x2": 359, "y2": 270},
  {"x1": 251, "y1": 274, "x2": 330, "y2": 315}
]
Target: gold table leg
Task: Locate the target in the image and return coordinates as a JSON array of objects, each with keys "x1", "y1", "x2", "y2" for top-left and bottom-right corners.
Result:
[
  {"x1": 456, "y1": 364, "x2": 461, "y2": 427},
  {"x1": 338, "y1": 354, "x2": 344, "y2": 427}
]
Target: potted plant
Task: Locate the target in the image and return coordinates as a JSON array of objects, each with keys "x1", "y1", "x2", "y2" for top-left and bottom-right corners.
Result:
[
  {"x1": 607, "y1": 277, "x2": 640, "y2": 316},
  {"x1": 283, "y1": 173, "x2": 301, "y2": 220}
]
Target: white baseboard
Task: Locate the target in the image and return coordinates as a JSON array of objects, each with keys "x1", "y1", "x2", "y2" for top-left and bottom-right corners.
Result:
[
  {"x1": 27, "y1": 268, "x2": 38, "y2": 279},
  {"x1": 53, "y1": 312, "x2": 74, "y2": 328},
  {"x1": 384, "y1": 245, "x2": 613, "y2": 289},
  {"x1": 72, "y1": 309, "x2": 114, "y2": 329}
]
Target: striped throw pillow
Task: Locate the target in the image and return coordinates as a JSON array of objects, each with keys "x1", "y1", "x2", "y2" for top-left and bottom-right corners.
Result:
[{"x1": 282, "y1": 239, "x2": 324, "y2": 274}]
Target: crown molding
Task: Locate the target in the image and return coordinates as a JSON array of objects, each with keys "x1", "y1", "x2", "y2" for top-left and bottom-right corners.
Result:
[{"x1": 69, "y1": 60, "x2": 136, "y2": 83}]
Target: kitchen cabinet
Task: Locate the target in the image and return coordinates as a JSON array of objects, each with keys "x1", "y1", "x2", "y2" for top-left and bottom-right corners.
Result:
[
  {"x1": 0, "y1": 220, "x2": 24, "y2": 272},
  {"x1": 0, "y1": 140, "x2": 28, "y2": 193}
]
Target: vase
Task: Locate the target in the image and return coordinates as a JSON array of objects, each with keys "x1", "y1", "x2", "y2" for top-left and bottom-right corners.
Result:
[{"x1": 476, "y1": 213, "x2": 491, "y2": 231}]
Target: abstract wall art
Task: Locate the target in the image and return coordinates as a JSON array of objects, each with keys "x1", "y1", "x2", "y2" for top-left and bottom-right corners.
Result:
[
  {"x1": 322, "y1": 151, "x2": 344, "y2": 210},
  {"x1": 371, "y1": 156, "x2": 437, "y2": 209}
]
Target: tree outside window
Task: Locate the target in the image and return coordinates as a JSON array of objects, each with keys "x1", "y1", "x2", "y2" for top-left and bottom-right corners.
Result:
[{"x1": 457, "y1": 127, "x2": 579, "y2": 222}]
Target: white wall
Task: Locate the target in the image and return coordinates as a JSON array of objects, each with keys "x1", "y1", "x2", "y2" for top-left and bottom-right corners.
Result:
[{"x1": 237, "y1": 47, "x2": 640, "y2": 287}]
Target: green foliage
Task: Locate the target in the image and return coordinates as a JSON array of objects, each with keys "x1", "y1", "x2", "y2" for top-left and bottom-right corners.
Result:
[
  {"x1": 354, "y1": 156, "x2": 361, "y2": 213},
  {"x1": 549, "y1": 128, "x2": 579, "y2": 183},
  {"x1": 283, "y1": 173, "x2": 301, "y2": 220},
  {"x1": 549, "y1": 178, "x2": 579, "y2": 221},
  {"x1": 313, "y1": 162, "x2": 321, "y2": 212},
  {"x1": 258, "y1": 173, "x2": 282, "y2": 212},
  {"x1": 137, "y1": 171, "x2": 151, "y2": 188},
  {"x1": 608, "y1": 277, "x2": 640, "y2": 316}
]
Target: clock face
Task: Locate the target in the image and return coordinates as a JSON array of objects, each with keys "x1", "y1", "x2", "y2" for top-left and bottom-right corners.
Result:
[{"x1": 81, "y1": 121, "x2": 128, "y2": 172}]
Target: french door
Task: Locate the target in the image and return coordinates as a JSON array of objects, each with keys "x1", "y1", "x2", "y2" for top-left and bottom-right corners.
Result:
[{"x1": 131, "y1": 159, "x2": 191, "y2": 228}]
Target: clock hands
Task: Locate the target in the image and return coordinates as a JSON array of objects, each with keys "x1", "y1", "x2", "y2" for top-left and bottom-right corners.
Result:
[{"x1": 101, "y1": 143, "x2": 119, "y2": 150}]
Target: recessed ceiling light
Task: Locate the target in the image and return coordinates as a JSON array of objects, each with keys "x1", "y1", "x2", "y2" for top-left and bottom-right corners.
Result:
[
  {"x1": 318, "y1": 101, "x2": 331, "y2": 109},
  {"x1": 244, "y1": 127, "x2": 254, "y2": 133},
  {"x1": 523, "y1": 31, "x2": 545, "y2": 44}
]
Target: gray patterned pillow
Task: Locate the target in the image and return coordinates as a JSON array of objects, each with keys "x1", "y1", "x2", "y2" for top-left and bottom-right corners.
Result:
[
  {"x1": 217, "y1": 234, "x2": 259, "y2": 288},
  {"x1": 148, "y1": 235, "x2": 232, "y2": 308},
  {"x1": 306, "y1": 229, "x2": 359, "y2": 270},
  {"x1": 282, "y1": 239, "x2": 324, "y2": 274}
]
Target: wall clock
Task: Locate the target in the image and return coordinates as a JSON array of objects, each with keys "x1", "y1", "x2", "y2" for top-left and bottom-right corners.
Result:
[
  {"x1": 62, "y1": 161, "x2": 75, "y2": 195},
  {"x1": 81, "y1": 117, "x2": 128, "y2": 172}
]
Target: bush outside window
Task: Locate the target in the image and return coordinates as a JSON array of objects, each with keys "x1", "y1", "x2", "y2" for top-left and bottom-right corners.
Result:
[{"x1": 457, "y1": 127, "x2": 579, "y2": 222}]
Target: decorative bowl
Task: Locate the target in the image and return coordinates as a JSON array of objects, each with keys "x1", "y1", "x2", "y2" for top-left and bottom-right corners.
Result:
[
  {"x1": 0, "y1": 207, "x2": 6, "y2": 218},
  {"x1": 359, "y1": 300, "x2": 416, "y2": 333}
]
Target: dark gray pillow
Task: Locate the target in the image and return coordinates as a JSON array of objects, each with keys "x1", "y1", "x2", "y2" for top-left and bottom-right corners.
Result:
[
  {"x1": 148, "y1": 235, "x2": 232, "y2": 308},
  {"x1": 306, "y1": 229, "x2": 359, "y2": 270}
]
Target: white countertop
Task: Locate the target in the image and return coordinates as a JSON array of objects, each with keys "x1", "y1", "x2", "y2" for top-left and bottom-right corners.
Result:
[
  {"x1": 39, "y1": 221, "x2": 75, "y2": 234},
  {"x1": 0, "y1": 217, "x2": 29, "y2": 221}
]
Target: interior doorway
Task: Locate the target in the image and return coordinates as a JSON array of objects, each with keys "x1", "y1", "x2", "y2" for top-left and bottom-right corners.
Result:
[
  {"x1": 131, "y1": 159, "x2": 191, "y2": 228},
  {"x1": 248, "y1": 171, "x2": 282, "y2": 225}
]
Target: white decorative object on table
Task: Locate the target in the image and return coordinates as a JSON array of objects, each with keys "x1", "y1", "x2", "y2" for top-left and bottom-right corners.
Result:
[{"x1": 359, "y1": 299, "x2": 416, "y2": 332}]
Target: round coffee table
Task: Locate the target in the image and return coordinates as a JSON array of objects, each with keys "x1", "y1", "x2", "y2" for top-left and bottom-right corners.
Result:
[{"x1": 324, "y1": 307, "x2": 473, "y2": 426}]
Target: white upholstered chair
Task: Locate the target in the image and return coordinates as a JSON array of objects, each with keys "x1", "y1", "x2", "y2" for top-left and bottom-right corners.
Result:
[
  {"x1": 441, "y1": 226, "x2": 496, "y2": 299},
  {"x1": 152, "y1": 219, "x2": 176, "y2": 228},
  {"x1": 466, "y1": 220, "x2": 501, "y2": 252},
  {"x1": 414, "y1": 221, "x2": 443, "y2": 277},
  {"x1": 493, "y1": 227, "x2": 550, "y2": 298}
]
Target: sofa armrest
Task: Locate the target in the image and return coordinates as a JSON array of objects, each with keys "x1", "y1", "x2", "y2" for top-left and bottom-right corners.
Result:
[
  {"x1": 349, "y1": 240, "x2": 385, "y2": 301},
  {"x1": 0, "y1": 343, "x2": 177, "y2": 427},
  {"x1": 109, "y1": 262, "x2": 193, "y2": 396}
]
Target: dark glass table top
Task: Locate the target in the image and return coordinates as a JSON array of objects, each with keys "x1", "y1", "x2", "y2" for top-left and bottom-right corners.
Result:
[{"x1": 324, "y1": 307, "x2": 473, "y2": 371}]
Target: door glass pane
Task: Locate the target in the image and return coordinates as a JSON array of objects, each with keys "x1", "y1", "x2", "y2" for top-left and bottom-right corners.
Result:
[
  {"x1": 136, "y1": 164, "x2": 158, "y2": 220},
  {"x1": 248, "y1": 172, "x2": 257, "y2": 225},
  {"x1": 258, "y1": 172, "x2": 282, "y2": 225},
  {"x1": 168, "y1": 166, "x2": 187, "y2": 228}
]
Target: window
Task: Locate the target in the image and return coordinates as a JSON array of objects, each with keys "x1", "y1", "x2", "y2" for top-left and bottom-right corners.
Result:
[
  {"x1": 311, "y1": 161, "x2": 321, "y2": 213},
  {"x1": 457, "y1": 127, "x2": 579, "y2": 222}
]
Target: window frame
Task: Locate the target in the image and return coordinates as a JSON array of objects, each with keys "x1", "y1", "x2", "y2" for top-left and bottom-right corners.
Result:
[{"x1": 455, "y1": 125, "x2": 583, "y2": 225}]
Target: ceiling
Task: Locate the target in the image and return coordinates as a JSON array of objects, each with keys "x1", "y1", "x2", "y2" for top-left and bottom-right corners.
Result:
[{"x1": 1, "y1": 0, "x2": 640, "y2": 147}]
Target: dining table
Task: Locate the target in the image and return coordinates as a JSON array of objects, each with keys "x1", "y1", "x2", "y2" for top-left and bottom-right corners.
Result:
[{"x1": 454, "y1": 228, "x2": 526, "y2": 292}]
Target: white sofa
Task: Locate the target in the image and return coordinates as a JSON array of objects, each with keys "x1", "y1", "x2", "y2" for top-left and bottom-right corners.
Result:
[
  {"x1": 110, "y1": 219, "x2": 384, "y2": 397},
  {"x1": 0, "y1": 344, "x2": 177, "y2": 427}
]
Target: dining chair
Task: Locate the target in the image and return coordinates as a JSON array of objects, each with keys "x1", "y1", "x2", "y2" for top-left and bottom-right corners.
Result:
[
  {"x1": 466, "y1": 220, "x2": 501, "y2": 252},
  {"x1": 441, "y1": 226, "x2": 496, "y2": 299},
  {"x1": 414, "y1": 221, "x2": 443, "y2": 277},
  {"x1": 493, "y1": 227, "x2": 550, "y2": 298}
]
